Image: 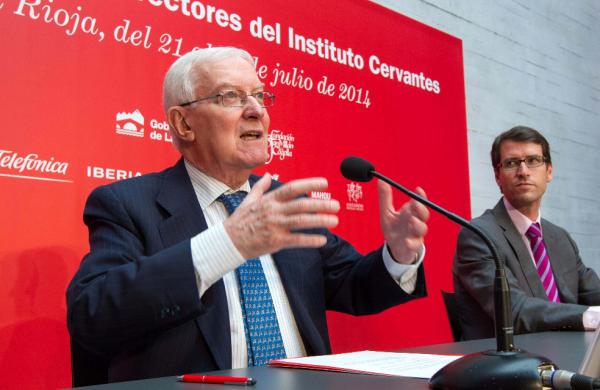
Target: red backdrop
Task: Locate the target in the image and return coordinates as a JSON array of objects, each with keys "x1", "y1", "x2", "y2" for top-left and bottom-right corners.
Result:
[{"x1": 0, "y1": 0, "x2": 469, "y2": 388}]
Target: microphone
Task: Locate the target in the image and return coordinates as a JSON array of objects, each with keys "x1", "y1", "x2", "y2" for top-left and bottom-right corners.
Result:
[
  {"x1": 541, "y1": 368, "x2": 600, "y2": 390},
  {"x1": 340, "y1": 156, "x2": 374, "y2": 182},
  {"x1": 340, "y1": 156, "x2": 559, "y2": 389}
]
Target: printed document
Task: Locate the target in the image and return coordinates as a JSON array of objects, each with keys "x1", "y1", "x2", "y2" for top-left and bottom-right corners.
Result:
[{"x1": 270, "y1": 350, "x2": 462, "y2": 379}]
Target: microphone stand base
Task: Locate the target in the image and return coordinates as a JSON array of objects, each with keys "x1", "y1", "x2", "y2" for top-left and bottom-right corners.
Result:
[{"x1": 428, "y1": 349, "x2": 556, "y2": 390}]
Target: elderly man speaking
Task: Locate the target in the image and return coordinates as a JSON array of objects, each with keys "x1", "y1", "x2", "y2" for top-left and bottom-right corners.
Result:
[{"x1": 67, "y1": 47, "x2": 430, "y2": 382}]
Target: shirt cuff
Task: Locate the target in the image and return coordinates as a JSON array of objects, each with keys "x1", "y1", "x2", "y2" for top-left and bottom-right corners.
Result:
[
  {"x1": 583, "y1": 307, "x2": 600, "y2": 330},
  {"x1": 190, "y1": 222, "x2": 245, "y2": 296},
  {"x1": 382, "y1": 244, "x2": 425, "y2": 294}
]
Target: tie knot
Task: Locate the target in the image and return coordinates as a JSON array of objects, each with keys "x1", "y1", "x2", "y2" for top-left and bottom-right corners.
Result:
[
  {"x1": 526, "y1": 222, "x2": 542, "y2": 240},
  {"x1": 218, "y1": 191, "x2": 247, "y2": 214}
]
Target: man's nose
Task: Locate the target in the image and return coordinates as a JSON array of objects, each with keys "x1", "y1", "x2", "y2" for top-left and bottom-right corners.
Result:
[
  {"x1": 242, "y1": 97, "x2": 265, "y2": 118},
  {"x1": 515, "y1": 161, "x2": 530, "y2": 174}
]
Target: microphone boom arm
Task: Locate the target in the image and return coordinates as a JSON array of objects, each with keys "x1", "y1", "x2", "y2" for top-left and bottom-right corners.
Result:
[{"x1": 372, "y1": 170, "x2": 515, "y2": 352}]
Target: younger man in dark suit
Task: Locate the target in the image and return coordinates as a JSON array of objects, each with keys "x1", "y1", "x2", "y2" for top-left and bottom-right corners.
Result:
[{"x1": 454, "y1": 126, "x2": 600, "y2": 340}]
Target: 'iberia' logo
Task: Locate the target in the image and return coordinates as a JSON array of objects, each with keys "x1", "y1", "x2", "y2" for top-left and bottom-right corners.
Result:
[
  {"x1": 116, "y1": 109, "x2": 144, "y2": 137},
  {"x1": 266, "y1": 129, "x2": 294, "y2": 164},
  {"x1": 346, "y1": 182, "x2": 364, "y2": 211}
]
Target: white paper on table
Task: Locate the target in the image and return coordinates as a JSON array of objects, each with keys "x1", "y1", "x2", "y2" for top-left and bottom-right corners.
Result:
[{"x1": 269, "y1": 350, "x2": 462, "y2": 379}]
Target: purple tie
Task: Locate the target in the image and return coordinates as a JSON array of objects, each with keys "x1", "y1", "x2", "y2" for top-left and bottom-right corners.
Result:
[{"x1": 525, "y1": 222, "x2": 560, "y2": 303}]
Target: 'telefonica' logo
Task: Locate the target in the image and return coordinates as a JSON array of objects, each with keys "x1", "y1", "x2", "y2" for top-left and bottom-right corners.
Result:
[{"x1": 0, "y1": 149, "x2": 72, "y2": 183}]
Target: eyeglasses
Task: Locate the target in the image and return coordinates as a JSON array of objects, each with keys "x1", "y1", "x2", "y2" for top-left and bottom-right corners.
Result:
[
  {"x1": 498, "y1": 155, "x2": 547, "y2": 171},
  {"x1": 179, "y1": 90, "x2": 275, "y2": 108}
]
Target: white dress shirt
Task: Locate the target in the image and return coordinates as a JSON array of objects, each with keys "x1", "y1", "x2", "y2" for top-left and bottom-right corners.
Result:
[
  {"x1": 184, "y1": 160, "x2": 423, "y2": 367},
  {"x1": 503, "y1": 197, "x2": 542, "y2": 265}
]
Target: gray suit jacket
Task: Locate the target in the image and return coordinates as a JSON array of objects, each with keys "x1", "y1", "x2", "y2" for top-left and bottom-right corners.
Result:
[{"x1": 453, "y1": 199, "x2": 600, "y2": 340}]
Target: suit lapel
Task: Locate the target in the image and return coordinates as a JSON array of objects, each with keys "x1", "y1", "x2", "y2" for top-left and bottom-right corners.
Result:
[
  {"x1": 156, "y1": 159, "x2": 208, "y2": 246},
  {"x1": 541, "y1": 220, "x2": 572, "y2": 302},
  {"x1": 156, "y1": 159, "x2": 231, "y2": 370},
  {"x1": 492, "y1": 200, "x2": 545, "y2": 297},
  {"x1": 272, "y1": 250, "x2": 323, "y2": 355}
]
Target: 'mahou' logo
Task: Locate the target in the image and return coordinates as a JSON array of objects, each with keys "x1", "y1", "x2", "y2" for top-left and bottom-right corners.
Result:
[
  {"x1": 266, "y1": 129, "x2": 294, "y2": 164},
  {"x1": 310, "y1": 191, "x2": 332, "y2": 200},
  {"x1": 116, "y1": 109, "x2": 144, "y2": 137},
  {"x1": 346, "y1": 182, "x2": 364, "y2": 211}
]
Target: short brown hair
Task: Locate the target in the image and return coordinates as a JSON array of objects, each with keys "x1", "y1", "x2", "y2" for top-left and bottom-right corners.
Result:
[{"x1": 491, "y1": 126, "x2": 552, "y2": 168}]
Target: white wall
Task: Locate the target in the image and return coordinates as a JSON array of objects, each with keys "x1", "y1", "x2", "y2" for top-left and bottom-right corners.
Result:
[{"x1": 374, "y1": 0, "x2": 600, "y2": 266}]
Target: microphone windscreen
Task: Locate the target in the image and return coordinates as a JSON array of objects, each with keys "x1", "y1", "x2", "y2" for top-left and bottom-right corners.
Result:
[{"x1": 340, "y1": 156, "x2": 375, "y2": 182}]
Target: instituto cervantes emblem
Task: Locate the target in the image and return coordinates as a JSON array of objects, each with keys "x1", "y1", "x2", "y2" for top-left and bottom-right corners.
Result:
[{"x1": 346, "y1": 182, "x2": 364, "y2": 211}]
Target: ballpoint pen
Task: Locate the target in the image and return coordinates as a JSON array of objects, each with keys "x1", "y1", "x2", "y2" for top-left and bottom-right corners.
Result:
[{"x1": 176, "y1": 374, "x2": 257, "y2": 386}]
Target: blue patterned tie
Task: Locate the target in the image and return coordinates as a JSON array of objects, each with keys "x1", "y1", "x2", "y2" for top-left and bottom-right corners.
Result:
[{"x1": 218, "y1": 191, "x2": 287, "y2": 366}]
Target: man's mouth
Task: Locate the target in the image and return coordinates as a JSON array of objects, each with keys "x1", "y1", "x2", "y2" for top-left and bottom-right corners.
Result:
[{"x1": 240, "y1": 130, "x2": 263, "y2": 140}]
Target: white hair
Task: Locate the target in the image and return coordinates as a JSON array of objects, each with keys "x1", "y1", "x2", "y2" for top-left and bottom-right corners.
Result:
[{"x1": 162, "y1": 46, "x2": 254, "y2": 112}]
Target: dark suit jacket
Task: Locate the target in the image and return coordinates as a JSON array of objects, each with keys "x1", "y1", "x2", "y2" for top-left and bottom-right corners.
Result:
[
  {"x1": 453, "y1": 199, "x2": 600, "y2": 340},
  {"x1": 67, "y1": 159, "x2": 426, "y2": 382}
]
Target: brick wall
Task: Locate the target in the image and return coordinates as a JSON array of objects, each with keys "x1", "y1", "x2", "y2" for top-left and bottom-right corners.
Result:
[{"x1": 375, "y1": 0, "x2": 600, "y2": 265}]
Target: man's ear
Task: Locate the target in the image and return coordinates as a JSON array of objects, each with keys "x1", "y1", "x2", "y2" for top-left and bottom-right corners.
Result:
[
  {"x1": 167, "y1": 107, "x2": 195, "y2": 143},
  {"x1": 494, "y1": 167, "x2": 503, "y2": 193},
  {"x1": 546, "y1": 163, "x2": 553, "y2": 183}
]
